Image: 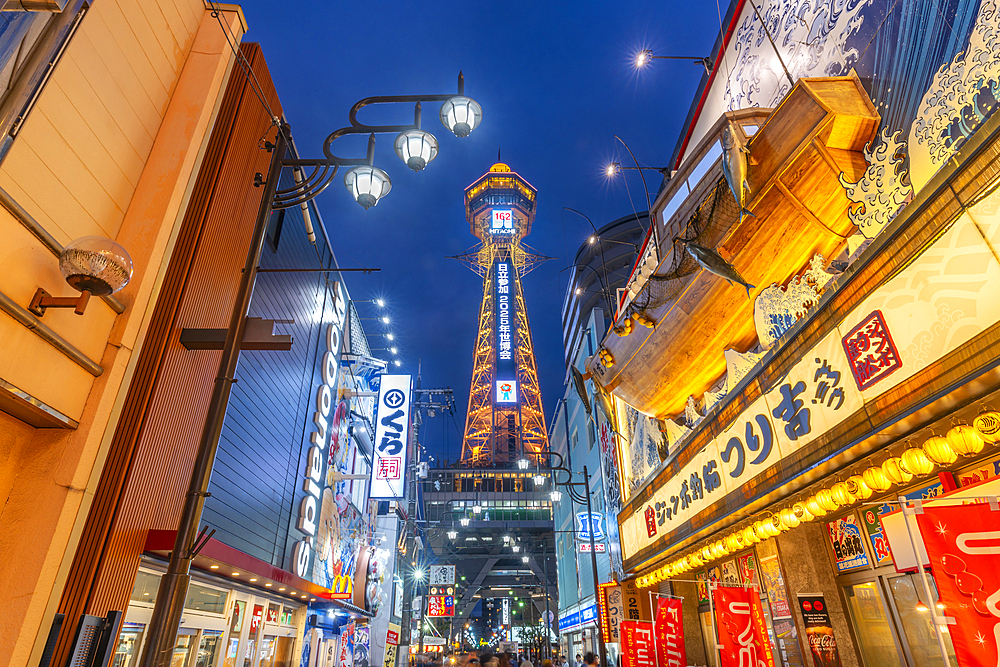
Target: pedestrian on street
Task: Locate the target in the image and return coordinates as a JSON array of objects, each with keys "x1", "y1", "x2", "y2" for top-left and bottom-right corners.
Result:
[{"x1": 574, "y1": 654, "x2": 583, "y2": 667}]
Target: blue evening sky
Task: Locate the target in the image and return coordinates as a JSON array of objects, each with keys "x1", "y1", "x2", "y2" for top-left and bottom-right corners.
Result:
[{"x1": 235, "y1": 1, "x2": 722, "y2": 461}]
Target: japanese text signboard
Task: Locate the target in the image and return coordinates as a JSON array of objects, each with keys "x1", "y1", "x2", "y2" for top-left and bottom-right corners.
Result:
[
  {"x1": 370, "y1": 375, "x2": 411, "y2": 499},
  {"x1": 495, "y1": 257, "x2": 517, "y2": 404},
  {"x1": 826, "y1": 515, "x2": 869, "y2": 572},
  {"x1": 603, "y1": 585, "x2": 624, "y2": 643},
  {"x1": 916, "y1": 503, "x2": 1000, "y2": 667},
  {"x1": 713, "y1": 586, "x2": 776, "y2": 667},
  {"x1": 842, "y1": 310, "x2": 902, "y2": 391},
  {"x1": 429, "y1": 565, "x2": 456, "y2": 585},
  {"x1": 861, "y1": 508, "x2": 893, "y2": 566},
  {"x1": 427, "y1": 595, "x2": 455, "y2": 617},
  {"x1": 653, "y1": 598, "x2": 686, "y2": 667},
  {"x1": 621, "y1": 621, "x2": 656, "y2": 667},
  {"x1": 797, "y1": 595, "x2": 841, "y2": 667},
  {"x1": 620, "y1": 331, "x2": 863, "y2": 561}
]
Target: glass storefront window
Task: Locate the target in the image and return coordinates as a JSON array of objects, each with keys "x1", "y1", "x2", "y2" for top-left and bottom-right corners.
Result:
[
  {"x1": 185, "y1": 582, "x2": 228, "y2": 614},
  {"x1": 843, "y1": 582, "x2": 902, "y2": 667},
  {"x1": 196, "y1": 630, "x2": 223, "y2": 667},
  {"x1": 113, "y1": 625, "x2": 144, "y2": 667},
  {"x1": 257, "y1": 638, "x2": 275, "y2": 667},
  {"x1": 172, "y1": 636, "x2": 194, "y2": 667},
  {"x1": 886, "y1": 575, "x2": 957, "y2": 667},
  {"x1": 223, "y1": 639, "x2": 240, "y2": 667},
  {"x1": 131, "y1": 570, "x2": 161, "y2": 604}
]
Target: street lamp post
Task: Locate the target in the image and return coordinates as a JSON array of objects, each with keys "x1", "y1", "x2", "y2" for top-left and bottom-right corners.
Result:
[{"x1": 138, "y1": 74, "x2": 481, "y2": 667}]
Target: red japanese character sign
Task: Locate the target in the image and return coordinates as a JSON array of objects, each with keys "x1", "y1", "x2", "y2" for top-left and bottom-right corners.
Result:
[
  {"x1": 645, "y1": 505, "x2": 657, "y2": 537},
  {"x1": 377, "y1": 456, "x2": 402, "y2": 480},
  {"x1": 621, "y1": 621, "x2": 656, "y2": 667},
  {"x1": 842, "y1": 310, "x2": 901, "y2": 391},
  {"x1": 654, "y1": 597, "x2": 686, "y2": 667},
  {"x1": 916, "y1": 503, "x2": 1000, "y2": 667},
  {"x1": 713, "y1": 586, "x2": 776, "y2": 667}
]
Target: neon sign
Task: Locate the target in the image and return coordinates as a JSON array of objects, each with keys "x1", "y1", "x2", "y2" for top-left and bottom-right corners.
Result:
[{"x1": 491, "y1": 209, "x2": 514, "y2": 234}]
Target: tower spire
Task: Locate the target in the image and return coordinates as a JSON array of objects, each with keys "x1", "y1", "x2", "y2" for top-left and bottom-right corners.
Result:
[{"x1": 458, "y1": 162, "x2": 548, "y2": 467}]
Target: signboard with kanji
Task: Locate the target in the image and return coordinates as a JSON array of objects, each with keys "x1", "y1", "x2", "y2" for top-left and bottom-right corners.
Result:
[
  {"x1": 370, "y1": 375, "x2": 411, "y2": 499},
  {"x1": 426, "y1": 595, "x2": 455, "y2": 617},
  {"x1": 429, "y1": 565, "x2": 456, "y2": 585}
]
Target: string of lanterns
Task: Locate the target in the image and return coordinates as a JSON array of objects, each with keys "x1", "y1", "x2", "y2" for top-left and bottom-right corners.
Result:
[{"x1": 636, "y1": 412, "x2": 997, "y2": 588}]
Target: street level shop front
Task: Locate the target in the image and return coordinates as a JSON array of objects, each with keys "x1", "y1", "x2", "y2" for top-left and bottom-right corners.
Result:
[{"x1": 613, "y1": 104, "x2": 1000, "y2": 667}]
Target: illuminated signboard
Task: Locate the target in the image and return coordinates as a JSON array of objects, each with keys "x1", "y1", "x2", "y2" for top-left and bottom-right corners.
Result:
[
  {"x1": 294, "y1": 281, "x2": 347, "y2": 579},
  {"x1": 576, "y1": 511, "x2": 606, "y2": 542},
  {"x1": 496, "y1": 380, "x2": 517, "y2": 403},
  {"x1": 427, "y1": 594, "x2": 455, "y2": 617},
  {"x1": 491, "y1": 209, "x2": 514, "y2": 234},
  {"x1": 370, "y1": 374, "x2": 412, "y2": 499}
]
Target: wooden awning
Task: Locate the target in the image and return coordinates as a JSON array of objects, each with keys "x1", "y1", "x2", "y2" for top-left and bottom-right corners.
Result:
[{"x1": 589, "y1": 75, "x2": 879, "y2": 418}]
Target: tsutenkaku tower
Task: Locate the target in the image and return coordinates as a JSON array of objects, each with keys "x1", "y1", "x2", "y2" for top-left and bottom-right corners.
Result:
[{"x1": 455, "y1": 162, "x2": 550, "y2": 467}]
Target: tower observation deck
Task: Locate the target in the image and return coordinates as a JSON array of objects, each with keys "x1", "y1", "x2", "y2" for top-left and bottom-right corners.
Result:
[{"x1": 454, "y1": 162, "x2": 550, "y2": 467}]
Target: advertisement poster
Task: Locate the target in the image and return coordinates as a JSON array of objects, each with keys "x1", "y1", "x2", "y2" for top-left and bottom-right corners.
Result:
[
  {"x1": 427, "y1": 594, "x2": 455, "y2": 617},
  {"x1": 797, "y1": 596, "x2": 841, "y2": 667},
  {"x1": 266, "y1": 603, "x2": 279, "y2": 624},
  {"x1": 354, "y1": 626, "x2": 371, "y2": 667},
  {"x1": 338, "y1": 623, "x2": 356, "y2": 667},
  {"x1": 771, "y1": 618, "x2": 805, "y2": 667},
  {"x1": 737, "y1": 552, "x2": 760, "y2": 586},
  {"x1": 758, "y1": 556, "x2": 791, "y2": 619},
  {"x1": 604, "y1": 584, "x2": 624, "y2": 643},
  {"x1": 861, "y1": 508, "x2": 893, "y2": 566},
  {"x1": 696, "y1": 571, "x2": 709, "y2": 604},
  {"x1": 826, "y1": 515, "x2": 869, "y2": 572},
  {"x1": 653, "y1": 597, "x2": 686, "y2": 667},
  {"x1": 623, "y1": 579, "x2": 649, "y2": 621},
  {"x1": 916, "y1": 503, "x2": 1000, "y2": 667},
  {"x1": 249, "y1": 604, "x2": 264, "y2": 638},
  {"x1": 620, "y1": 621, "x2": 656, "y2": 667},
  {"x1": 720, "y1": 560, "x2": 740, "y2": 585},
  {"x1": 713, "y1": 586, "x2": 776, "y2": 667}
]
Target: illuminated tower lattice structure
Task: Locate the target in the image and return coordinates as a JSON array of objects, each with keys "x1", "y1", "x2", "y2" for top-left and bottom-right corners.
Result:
[{"x1": 455, "y1": 162, "x2": 550, "y2": 467}]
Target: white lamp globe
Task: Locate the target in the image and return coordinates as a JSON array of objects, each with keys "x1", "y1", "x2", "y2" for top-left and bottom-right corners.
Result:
[
  {"x1": 394, "y1": 129, "x2": 439, "y2": 172},
  {"x1": 440, "y1": 96, "x2": 483, "y2": 138},
  {"x1": 344, "y1": 165, "x2": 392, "y2": 209}
]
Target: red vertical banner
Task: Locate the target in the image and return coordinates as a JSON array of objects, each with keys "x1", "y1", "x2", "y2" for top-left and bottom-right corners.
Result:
[
  {"x1": 654, "y1": 597, "x2": 687, "y2": 667},
  {"x1": 916, "y1": 503, "x2": 1000, "y2": 667},
  {"x1": 713, "y1": 586, "x2": 776, "y2": 667},
  {"x1": 621, "y1": 621, "x2": 657, "y2": 667}
]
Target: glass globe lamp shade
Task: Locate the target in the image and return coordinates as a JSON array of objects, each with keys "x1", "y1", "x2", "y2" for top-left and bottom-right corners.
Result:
[
  {"x1": 946, "y1": 423, "x2": 985, "y2": 457},
  {"x1": 899, "y1": 446, "x2": 935, "y2": 476},
  {"x1": 922, "y1": 435, "x2": 957, "y2": 466},
  {"x1": 394, "y1": 129, "x2": 439, "y2": 172},
  {"x1": 517, "y1": 458, "x2": 530, "y2": 470},
  {"x1": 845, "y1": 475, "x2": 873, "y2": 500},
  {"x1": 59, "y1": 236, "x2": 133, "y2": 296},
  {"x1": 459, "y1": 517, "x2": 470, "y2": 527},
  {"x1": 440, "y1": 96, "x2": 483, "y2": 138},
  {"x1": 344, "y1": 165, "x2": 392, "y2": 209},
  {"x1": 862, "y1": 465, "x2": 893, "y2": 493},
  {"x1": 473, "y1": 504, "x2": 482, "y2": 514},
  {"x1": 447, "y1": 530, "x2": 458, "y2": 540},
  {"x1": 882, "y1": 456, "x2": 913, "y2": 485},
  {"x1": 549, "y1": 490, "x2": 562, "y2": 502}
]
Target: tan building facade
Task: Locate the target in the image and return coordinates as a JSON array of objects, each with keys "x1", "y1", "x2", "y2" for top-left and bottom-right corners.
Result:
[{"x1": 0, "y1": 3, "x2": 246, "y2": 665}]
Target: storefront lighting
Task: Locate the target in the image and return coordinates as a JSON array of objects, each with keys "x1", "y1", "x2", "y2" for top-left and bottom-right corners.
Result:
[
  {"x1": 549, "y1": 490, "x2": 562, "y2": 501},
  {"x1": 473, "y1": 504, "x2": 482, "y2": 514},
  {"x1": 517, "y1": 458, "x2": 530, "y2": 470},
  {"x1": 830, "y1": 482, "x2": 856, "y2": 507},
  {"x1": 778, "y1": 507, "x2": 800, "y2": 530},
  {"x1": 447, "y1": 530, "x2": 458, "y2": 540},
  {"x1": 861, "y1": 465, "x2": 893, "y2": 493},
  {"x1": 210, "y1": 565, "x2": 219, "y2": 569},
  {"x1": 533, "y1": 474, "x2": 545, "y2": 485},
  {"x1": 460, "y1": 517, "x2": 470, "y2": 526},
  {"x1": 792, "y1": 501, "x2": 814, "y2": 523},
  {"x1": 725, "y1": 534, "x2": 741, "y2": 552},
  {"x1": 946, "y1": 423, "x2": 985, "y2": 457},
  {"x1": 899, "y1": 446, "x2": 935, "y2": 476},
  {"x1": 231, "y1": 572, "x2": 240, "y2": 576},
  {"x1": 249, "y1": 578, "x2": 257, "y2": 582},
  {"x1": 815, "y1": 489, "x2": 840, "y2": 512},
  {"x1": 265, "y1": 583, "x2": 272, "y2": 587},
  {"x1": 701, "y1": 545, "x2": 714, "y2": 561},
  {"x1": 936, "y1": 601, "x2": 946, "y2": 609},
  {"x1": 915, "y1": 601, "x2": 929, "y2": 612},
  {"x1": 805, "y1": 496, "x2": 828, "y2": 518},
  {"x1": 29, "y1": 236, "x2": 134, "y2": 318},
  {"x1": 922, "y1": 434, "x2": 957, "y2": 466},
  {"x1": 845, "y1": 475, "x2": 872, "y2": 500},
  {"x1": 278, "y1": 587, "x2": 285, "y2": 591},
  {"x1": 973, "y1": 408, "x2": 1000, "y2": 442},
  {"x1": 752, "y1": 520, "x2": 772, "y2": 540},
  {"x1": 344, "y1": 164, "x2": 392, "y2": 210},
  {"x1": 740, "y1": 525, "x2": 758, "y2": 545},
  {"x1": 881, "y1": 456, "x2": 913, "y2": 485}
]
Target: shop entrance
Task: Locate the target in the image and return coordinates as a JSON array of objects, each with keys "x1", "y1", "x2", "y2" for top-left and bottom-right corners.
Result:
[{"x1": 839, "y1": 566, "x2": 957, "y2": 667}]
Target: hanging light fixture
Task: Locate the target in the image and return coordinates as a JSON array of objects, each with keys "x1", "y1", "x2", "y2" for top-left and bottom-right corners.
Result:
[
  {"x1": 815, "y1": 489, "x2": 840, "y2": 513},
  {"x1": 862, "y1": 465, "x2": 893, "y2": 493},
  {"x1": 830, "y1": 482, "x2": 856, "y2": 508},
  {"x1": 973, "y1": 407, "x2": 1000, "y2": 443},
  {"x1": 473, "y1": 504, "x2": 482, "y2": 514},
  {"x1": 460, "y1": 517, "x2": 470, "y2": 527},
  {"x1": 344, "y1": 164, "x2": 392, "y2": 209},
  {"x1": 517, "y1": 458, "x2": 530, "y2": 470},
  {"x1": 805, "y1": 496, "x2": 828, "y2": 518},
  {"x1": 792, "y1": 501, "x2": 814, "y2": 523},
  {"x1": 512, "y1": 545, "x2": 520, "y2": 553},
  {"x1": 533, "y1": 474, "x2": 546, "y2": 486},
  {"x1": 946, "y1": 423, "x2": 985, "y2": 457},
  {"x1": 778, "y1": 507, "x2": 800, "y2": 530},
  {"x1": 900, "y1": 445, "x2": 935, "y2": 476},
  {"x1": 922, "y1": 434, "x2": 957, "y2": 466},
  {"x1": 394, "y1": 128, "x2": 439, "y2": 172},
  {"x1": 549, "y1": 490, "x2": 562, "y2": 501},
  {"x1": 440, "y1": 95, "x2": 483, "y2": 138},
  {"x1": 882, "y1": 457, "x2": 913, "y2": 485},
  {"x1": 845, "y1": 475, "x2": 873, "y2": 500},
  {"x1": 742, "y1": 525, "x2": 759, "y2": 545},
  {"x1": 701, "y1": 545, "x2": 714, "y2": 561},
  {"x1": 447, "y1": 530, "x2": 458, "y2": 540}
]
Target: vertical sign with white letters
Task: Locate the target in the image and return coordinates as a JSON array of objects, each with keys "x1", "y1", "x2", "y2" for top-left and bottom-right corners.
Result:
[
  {"x1": 495, "y1": 257, "x2": 518, "y2": 403},
  {"x1": 370, "y1": 374, "x2": 412, "y2": 499}
]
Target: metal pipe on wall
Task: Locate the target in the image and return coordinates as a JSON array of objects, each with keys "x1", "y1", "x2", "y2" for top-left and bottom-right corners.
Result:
[{"x1": 0, "y1": 288, "x2": 103, "y2": 376}]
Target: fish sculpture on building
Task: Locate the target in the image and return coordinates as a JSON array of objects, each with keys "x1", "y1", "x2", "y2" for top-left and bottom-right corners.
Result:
[
  {"x1": 721, "y1": 124, "x2": 755, "y2": 224},
  {"x1": 682, "y1": 240, "x2": 755, "y2": 298}
]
